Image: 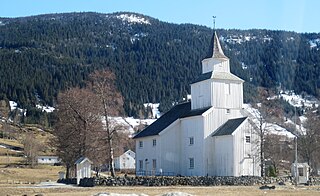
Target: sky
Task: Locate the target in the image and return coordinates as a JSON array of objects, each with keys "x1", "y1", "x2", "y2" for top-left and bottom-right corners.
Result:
[{"x1": 1, "y1": 0, "x2": 320, "y2": 33}]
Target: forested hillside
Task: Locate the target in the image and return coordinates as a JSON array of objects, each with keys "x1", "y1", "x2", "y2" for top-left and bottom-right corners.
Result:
[{"x1": 0, "y1": 12, "x2": 320, "y2": 119}]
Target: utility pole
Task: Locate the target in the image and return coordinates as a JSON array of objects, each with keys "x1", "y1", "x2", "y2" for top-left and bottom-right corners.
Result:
[{"x1": 294, "y1": 107, "x2": 298, "y2": 186}]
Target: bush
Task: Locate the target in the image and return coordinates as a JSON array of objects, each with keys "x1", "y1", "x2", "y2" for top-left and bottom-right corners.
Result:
[{"x1": 79, "y1": 177, "x2": 95, "y2": 187}]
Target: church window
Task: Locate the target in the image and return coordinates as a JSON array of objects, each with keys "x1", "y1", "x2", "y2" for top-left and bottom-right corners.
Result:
[
  {"x1": 245, "y1": 136, "x2": 251, "y2": 143},
  {"x1": 139, "y1": 160, "x2": 143, "y2": 170},
  {"x1": 139, "y1": 141, "x2": 143, "y2": 148},
  {"x1": 152, "y1": 139, "x2": 157, "y2": 146},
  {"x1": 189, "y1": 137, "x2": 194, "y2": 145},
  {"x1": 226, "y1": 109, "x2": 230, "y2": 114},
  {"x1": 189, "y1": 158, "x2": 194, "y2": 169},
  {"x1": 152, "y1": 159, "x2": 157, "y2": 170}
]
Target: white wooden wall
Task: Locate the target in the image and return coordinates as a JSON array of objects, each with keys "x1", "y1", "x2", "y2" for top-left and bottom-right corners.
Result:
[
  {"x1": 180, "y1": 116, "x2": 204, "y2": 176},
  {"x1": 212, "y1": 135, "x2": 234, "y2": 176},
  {"x1": 232, "y1": 119, "x2": 261, "y2": 176},
  {"x1": 191, "y1": 79, "x2": 243, "y2": 110},
  {"x1": 201, "y1": 58, "x2": 230, "y2": 74}
]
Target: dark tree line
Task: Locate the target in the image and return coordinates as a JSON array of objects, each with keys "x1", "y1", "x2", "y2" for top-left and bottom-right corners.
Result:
[{"x1": 1, "y1": 12, "x2": 320, "y2": 123}]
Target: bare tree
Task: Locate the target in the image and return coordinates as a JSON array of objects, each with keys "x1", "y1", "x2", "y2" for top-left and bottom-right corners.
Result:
[
  {"x1": 22, "y1": 133, "x2": 42, "y2": 168},
  {"x1": 52, "y1": 87, "x2": 104, "y2": 178},
  {"x1": 264, "y1": 134, "x2": 293, "y2": 176},
  {"x1": 299, "y1": 109, "x2": 320, "y2": 175},
  {"x1": 244, "y1": 88, "x2": 286, "y2": 177},
  {"x1": 88, "y1": 69, "x2": 124, "y2": 177}
]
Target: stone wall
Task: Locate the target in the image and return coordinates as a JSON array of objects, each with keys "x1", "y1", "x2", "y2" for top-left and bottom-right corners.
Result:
[
  {"x1": 95, "y1": 176, "x2": 292, "y2": 186},
  {"x1": 59, "y1": 176, "x2": 320, "y2": 187}
]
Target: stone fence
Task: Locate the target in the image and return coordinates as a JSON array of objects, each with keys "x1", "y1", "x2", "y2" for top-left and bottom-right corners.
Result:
[
  {"x1": 59, "y1": 176, "x2": 320, "y2": 187},
  {"x1": 95, "y1": 176, "x2": 291, "y2": 186}
]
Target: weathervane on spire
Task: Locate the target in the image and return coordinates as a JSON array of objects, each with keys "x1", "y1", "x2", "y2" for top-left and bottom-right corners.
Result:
[{"x1": 212, "y1": 16, "x2": 216, "y2": 30}]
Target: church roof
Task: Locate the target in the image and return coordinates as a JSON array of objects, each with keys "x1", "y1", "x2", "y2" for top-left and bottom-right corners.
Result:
[
  {"x1": 212, "y1": 117, "x2": 247, "y2": 136},
  {"x1": 192, "y1": 71, "x2": 244, "y2": 84},
  {"x1": 133, "y1": 102, "x2": 211, "y2": 139},
  {"x1": 204, "y1": 31, "x2": 228, "y2": 59}
]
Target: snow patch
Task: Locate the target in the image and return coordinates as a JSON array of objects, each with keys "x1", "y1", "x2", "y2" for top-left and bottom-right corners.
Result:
[
  {"x1": 36, "y1": 104, "x2": 55, "y2": 113},
  {"x1": 243, "y1": 104, "x2": 296, "y2": 138},
  {"x1": 143, "y1": 103, "x2": 160, "y2": 118},
  {"x1": 278, "y1": 91, "x2": 318, "y2": 108},
  {"x1": 94, "y1": 193, "x2": 148, "y2": 196},
  {"x1": 9, "y1": 101, "x2": 17, "y2": 111},
  {"x1": 309, "y1": 38, "x2": 320, "y2": 48},
  {"x1": 103, "y1": 116, "x2": 156, "y2": 133},
  {"x1": 94, "y1": 193, "x2": 193, "y2": 196},
  {"x1": 116, "y1": 14, "x2": 150, "y2": 25}
]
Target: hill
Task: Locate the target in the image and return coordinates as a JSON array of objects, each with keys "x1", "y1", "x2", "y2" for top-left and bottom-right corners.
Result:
[{"x1": 0, "y1": 12, "x2": 320, "y2": 121}]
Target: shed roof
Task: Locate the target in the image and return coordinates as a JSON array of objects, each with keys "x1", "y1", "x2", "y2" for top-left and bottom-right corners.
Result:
[
  {"x1": 212, "y1": 117, "x2": 247, "y2": 136},
  {"x1": 74, "y1": 157, "x2": 92, "y2": 165}
]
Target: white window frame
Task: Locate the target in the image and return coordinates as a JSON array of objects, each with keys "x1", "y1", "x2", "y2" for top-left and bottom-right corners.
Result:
[
  {"x1": 226, "y1": 109, "x2": 231, "y2": 114},
  {"x1": 245, "y1": 136, "x2": 251, "y2": 143},
  {"x1": 139, "y1": 141, "x2": 143, "y2": 148},
  {"x1": 139, "y1": 160, "x2": 143, "y2": 171},
  {"x1": 189, "y1": 158, "x2": 194, "y2": 169},
  {"x1": 152, "y1": 159, "x2": 157, "y2": 170},
  {"x1": 189, "y1": 137, "x2": 194, "y2": 145}
]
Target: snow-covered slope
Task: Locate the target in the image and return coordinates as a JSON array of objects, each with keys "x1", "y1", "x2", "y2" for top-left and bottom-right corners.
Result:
[
  {"x1": 243, "y1": 104, "x2": 296, "y2": 138},
  {"x1": 116, "y1": 13, "x2": 151, "y2": 25}
]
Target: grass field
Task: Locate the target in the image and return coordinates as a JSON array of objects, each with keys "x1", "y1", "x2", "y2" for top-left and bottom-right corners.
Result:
[
  {"x1": 0, "y1": 137, "x2": 319, "y2": 196},
  {"x1": 0, "y1": 184, "x2": 320, "y2": 196}
]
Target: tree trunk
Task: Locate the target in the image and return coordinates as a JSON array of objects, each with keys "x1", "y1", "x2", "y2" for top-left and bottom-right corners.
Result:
[
  {"x1": 66, "y1": 164, "x2": 70, "y2": 179},
  {"x1": 108, "y1": 135, "x2": 115, "y2": 177}
]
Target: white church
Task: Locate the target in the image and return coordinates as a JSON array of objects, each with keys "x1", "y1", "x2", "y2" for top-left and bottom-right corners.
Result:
[{"x1": 133, "y1": 31, "x2": 261, "y2": 177}]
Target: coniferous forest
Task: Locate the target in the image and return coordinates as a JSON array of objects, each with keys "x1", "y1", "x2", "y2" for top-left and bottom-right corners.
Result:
[{"x1": 0, "y1": 12, "x2": 320, "y2": 121}]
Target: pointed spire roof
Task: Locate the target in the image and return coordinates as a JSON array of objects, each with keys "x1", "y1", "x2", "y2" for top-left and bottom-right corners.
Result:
[{"x1": 204, "y1": 31, "x2": 228, "y2": 59}]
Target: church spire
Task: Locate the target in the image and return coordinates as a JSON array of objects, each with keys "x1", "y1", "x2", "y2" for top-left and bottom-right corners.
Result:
[{"x1": 204, "y1": 31, "x2": 228, "y2": 59}]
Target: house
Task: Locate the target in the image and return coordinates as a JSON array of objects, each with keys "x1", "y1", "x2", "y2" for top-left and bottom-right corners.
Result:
[
  {"x1": 75, "y1": 157, "x2": 92, "y2": 184},
  {"x1": 133, "y1": 31, "x2": 261, "y2": 177},
  {"x1": 37, "y1": 155, "x2": 60, "y2": 165},
  {"x1": 114, "y1": 149, "x2": 136, "y2": 170}
]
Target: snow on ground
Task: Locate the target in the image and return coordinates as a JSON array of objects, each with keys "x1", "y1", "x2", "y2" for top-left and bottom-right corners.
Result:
[
  {"x1": 309, "y1": 38, "x2": 320, "y2": 48},
  {"x1": 94, "y1": 193, "x2": 148, "y2": 196},
  {"x1": 273, "y1": 90, "x2": 319, "y2": 108},
  {"x1": 9, "y1": 100, "x2": 26, "y2": 116},
  {"x1": 94, "y1": 192, "x2": 192, "y2": 196},
  {"x1": 9, "y1": 101, "x2": 17, "y2": 111},
  {"x1": 143, "y1": 103, "x2": 161, "y2": 118},
  {"x1": 103, "y1": 116, "x2": 156, "y2": 133},
  {"x1": 116, "y1": 14, "x2": 151, "y2": 25},
  {"x1": 36, "y1": 104, "x2": 55, "y2": 113},
  {"x1": 243, "y1": 104, "x2": 296, "y2": 138}
]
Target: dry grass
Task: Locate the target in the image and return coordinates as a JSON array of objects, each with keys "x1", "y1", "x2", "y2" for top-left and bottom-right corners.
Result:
[
  {"x1": 0, "y1": 164, "x2": 64, "y2": 183},
  {"x1": 0, "y1": 155, "x2": 24, "y2": 165},
  {"x1": 0, "y1": 138, "x2": 23, "y2": 148},
  {"x1": 0, "y1": 147, "x2": 22, "y2": 156},
  {"x1": 0, "y1": 185, "x2": 320, "y2": 196}
]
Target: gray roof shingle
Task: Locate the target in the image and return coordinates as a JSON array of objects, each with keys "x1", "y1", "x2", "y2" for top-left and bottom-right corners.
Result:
[
  {"x1": 212, "y1": 117, "x2": 247, "y2": 136},
  {"x1": 133, "y1": 102, "x2": 212, "y2": 139}
]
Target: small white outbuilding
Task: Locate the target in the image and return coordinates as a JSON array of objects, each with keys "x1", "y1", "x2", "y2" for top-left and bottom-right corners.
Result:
[
  {"x1": 37, "y1": 155, "x2": 60, "y2": 165},
  {"x1": 75, "y1": 157, "x2": 92, "y2": 185},
  {"x1": 291, "y1": 162, "x2": 310, "y2": 184},
  {"x1": 114, "y1": 150, "x2": 135, "y2": 170}
]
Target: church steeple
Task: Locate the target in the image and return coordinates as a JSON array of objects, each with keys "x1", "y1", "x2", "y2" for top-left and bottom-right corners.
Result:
[
  {"x1": 204, "y1": 31, "x2": 228, "y2": 59},
  {"x1": 201, "y1": 31, "x2": 230, "y2": 74}
]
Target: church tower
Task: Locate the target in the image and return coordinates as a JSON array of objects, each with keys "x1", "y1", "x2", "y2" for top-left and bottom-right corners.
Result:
[{"x1": 191, "y1": 31, "x2": 244, "y2": 113}]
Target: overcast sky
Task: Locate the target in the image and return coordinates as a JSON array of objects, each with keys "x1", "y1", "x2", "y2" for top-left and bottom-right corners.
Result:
[{"x1": 1, "y1": 0, "x2": 319, "y2": 33}]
